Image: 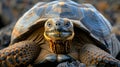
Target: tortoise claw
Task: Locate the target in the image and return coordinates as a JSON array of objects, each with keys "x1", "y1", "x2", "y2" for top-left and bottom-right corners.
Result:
[
  {"x1": 57, "y1": 54, "x2": 74, "y2": 62},
  {"x1": 40, "y1": 54, "x2": 57, "y2": 63}
]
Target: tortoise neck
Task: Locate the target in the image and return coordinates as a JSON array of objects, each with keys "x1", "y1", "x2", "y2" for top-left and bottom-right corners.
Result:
[{"x1": 48, "y1": 40, "x2": 72, "y2": 54}]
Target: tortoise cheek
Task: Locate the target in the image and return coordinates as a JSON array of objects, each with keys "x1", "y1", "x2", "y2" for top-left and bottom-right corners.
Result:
[{"x1": 44, "y1": 32, "x2": 51, "y2": 41}]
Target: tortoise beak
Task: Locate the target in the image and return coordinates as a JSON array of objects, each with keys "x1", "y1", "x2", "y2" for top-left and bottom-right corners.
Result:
[{"x1": 44, "y1": 29, "x2": 74, "y2": 40}]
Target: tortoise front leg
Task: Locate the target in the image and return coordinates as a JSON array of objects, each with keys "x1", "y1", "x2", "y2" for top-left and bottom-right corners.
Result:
[
  {"x1": 0, "y1": 41, "x2": 40, "y2": 67},
  {"x1": 79, "y1": 44, "x2": 120, "y2": 67}
]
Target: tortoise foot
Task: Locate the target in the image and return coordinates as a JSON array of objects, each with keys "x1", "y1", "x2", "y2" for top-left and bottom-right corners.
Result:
[{"x1": 39, "y1": 54, "x2": 74, "y2": 64}]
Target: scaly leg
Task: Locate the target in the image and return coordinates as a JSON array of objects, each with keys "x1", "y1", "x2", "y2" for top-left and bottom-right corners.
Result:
[
  {"x1": 0, "y1": 41, "x2": 40, "y2": 67},
  {"x1": 79, "y1": 44, "x2": 120, "y2": 67}
]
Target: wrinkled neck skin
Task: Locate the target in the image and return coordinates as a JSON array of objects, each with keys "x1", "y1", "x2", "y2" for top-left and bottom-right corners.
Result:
[{"x1": 48, "y1": 39, "x2": 72, "y2": 54}]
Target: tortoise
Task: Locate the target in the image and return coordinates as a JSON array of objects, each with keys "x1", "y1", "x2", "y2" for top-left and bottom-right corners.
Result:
[{"x1": 0, "y1": 0, "x2": 120, "y2": 67}]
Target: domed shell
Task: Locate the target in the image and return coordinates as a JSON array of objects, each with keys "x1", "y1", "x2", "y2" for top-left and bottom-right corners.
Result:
[{"x1": 11, "y1": 0, "x2": 112, "y2": 47}]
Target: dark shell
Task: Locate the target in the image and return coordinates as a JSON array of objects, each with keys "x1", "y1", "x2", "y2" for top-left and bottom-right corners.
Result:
[{"x1": 11, "y1": 0, "x2": 112, "y2": 48}]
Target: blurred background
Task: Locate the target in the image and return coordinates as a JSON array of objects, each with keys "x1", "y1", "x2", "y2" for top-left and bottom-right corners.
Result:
[{"x1": 0, "y1": 0, "x2": 120, "y2": 32}]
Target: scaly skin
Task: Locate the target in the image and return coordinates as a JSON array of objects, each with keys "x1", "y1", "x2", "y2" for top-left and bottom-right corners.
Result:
[
  {"x1": 79, "y1": 44, "x2": 120, "y2": 67},
  {"x1": 0, "y1": 41, "x2": 40, "y2": 67}
]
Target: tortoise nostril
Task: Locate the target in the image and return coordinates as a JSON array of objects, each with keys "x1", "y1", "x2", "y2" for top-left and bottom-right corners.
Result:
[{"x1": 56, "y1": 23, "x2": 61, "y2": 26}]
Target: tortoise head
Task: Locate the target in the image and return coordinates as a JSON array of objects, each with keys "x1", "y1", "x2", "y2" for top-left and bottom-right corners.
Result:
[{"x1": 44, "y1": 18, "x2": 74, "y2": 54}]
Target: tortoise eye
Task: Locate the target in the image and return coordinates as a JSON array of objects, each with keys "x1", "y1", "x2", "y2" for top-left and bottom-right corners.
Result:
[
  {"x1": 47, "y1": 22, "x2": 52, "y2": 27},
  {"x1": 65, "y1": 22, "x2": 70, "y2": 27}
]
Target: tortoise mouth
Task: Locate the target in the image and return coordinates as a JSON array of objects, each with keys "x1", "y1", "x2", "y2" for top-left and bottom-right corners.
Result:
[
  {"x1": 44, "y1": 30, "x2": 74, "y2": 40},
  {"x1": 49, "y1": 40, "x2": 71, "y2": 54}
]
